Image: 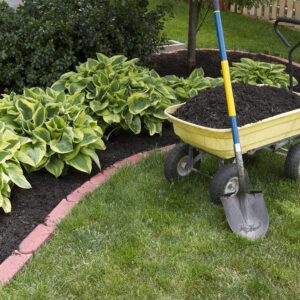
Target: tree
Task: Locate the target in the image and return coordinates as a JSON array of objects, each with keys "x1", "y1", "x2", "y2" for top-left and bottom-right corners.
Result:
[{"x1": 187, "y1": 0, "x2": 275, "y2": 71}]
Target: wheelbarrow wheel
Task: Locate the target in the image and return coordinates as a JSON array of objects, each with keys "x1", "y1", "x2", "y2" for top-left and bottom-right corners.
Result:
[
  {"x1": 210, "y1": 163, "x2": 249, "y2": 205},
  {"x1": 164, "y1": 143, "x2": 197, "y2": 182},
  {"x1": 285, "y1": 143, "x2": 300, "y2": 180}
]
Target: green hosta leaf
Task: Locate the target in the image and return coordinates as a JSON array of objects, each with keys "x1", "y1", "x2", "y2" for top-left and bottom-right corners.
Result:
[
  {"x1": 73, "y1": 128, "x2": 84, "y2": 143},
  {"x1": 0, "y1": 151, "x2": 12, "y2": 163},
  {"x1": 189, "y1": 89, "x2": 198, "y2": 98},
  {"x1": 5, "y1": 162, "x2": 31, "y2": 189},
  {"x1": 73, "y1": 111, "x2": 87, "y2": 126},
  {"x1": 96, "y1": 53, "x2": 109, "y2": 65},
  {"x1": 32, "y1": 127, "x2": 51, "y2": 143},
  {"x1": 110, "y1": 55, "x2": 127, "y2": 66},
  {"x1": 45, "y1": 155, "x2": 65, "y2": 178},
  {"x1": 66, "y1": 153, "x2": 92, "y2": 173},
  {"x1": 152, "y1": 108, "x2": 166, "y2": 120},
  {"x1": 90, "y1": 100, "x2": 109, "y2": 113},
  {"x1": 2, "y1": 196, "x2": 11, "y2": 213},
  {"x1": 144, "y1": 116, "x2": 162, "y2": 136},
  {"x1": 50, "y1": 133, "x2": 73, "y2": 154},
  {"x1": 81, "y1": 147, "x2": 101, "y2": 169},
  {"x1": 15, "y1": 97, "x2": 36, "y2": 120},
  {"x1": 18, "y1": 136, "x2": 31, "y2": 146},
  {"x1": 81, "y1": 129, "x2": 99, "y2": 146},
  {"x1": 128, "y1": 93, "x2": 150, "y2": 115},
  {"x1": 92, "y1": 138, "x2": 106, "y2": 151},
  {"x1": 102, "y1": 110, "x2": 121, "y2": 124},
  {"x1": 87, "y1": 58, "x2": 99, "y2": 71},
  {"x1": 60, "y1": 143, "x2": 81, "y2": 161},
  {"x1": 60, "y1": 72, "x2": 77, "y2": 80},
  {"x1": 46, "y1": 116, "x2": 67, "y2": 132},
  {"x1": 45, "y1": 103, "x2": 61, "y2": 118},
  {"x1": 17, "y1": 142, "x2": 47, "y2": 167},
  {"x1": 188, "y1": 68, "x2": 205, "y2": 81},
  {"x1": 51, "y1": 80, "x2": 66, "y2": 92},
  {"x1": 69, "y1": 80, "x2": 89, "y2": 94},
  {"x1": 33, "y1": 106, "x2": 45, "y2": 127},
  {"x1": 129, "y1": 116, "x2": 141, "y2": 134}
]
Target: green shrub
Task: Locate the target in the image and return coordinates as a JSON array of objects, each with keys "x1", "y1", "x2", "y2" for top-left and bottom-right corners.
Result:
[
  {"x1": 0, "y1": 87, "x2": 106, "y2": 177},
  {"x1": 231, "y1": 58, "x2": 298, "y2": 89},
  {"x1": 52, "y1": 53, "x2": 179, "y2": 136},
  {"x1": 0, "y1": 122, "x2": 31, "y2": 213},
  {"x1": 0, "y1": 0, "x2": 167, "y2": 92},
  {"x1": 163, "y1": 69, "x2": 223, "y2": 102}
]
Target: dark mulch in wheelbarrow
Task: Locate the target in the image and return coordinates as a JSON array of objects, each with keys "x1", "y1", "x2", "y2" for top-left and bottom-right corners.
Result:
[
  {"x1": 174, "y1": 83, "x2": 300, "y2": 128},
  {"x1": 0, "y1": 126, "x2": 179, "y2": 264}
]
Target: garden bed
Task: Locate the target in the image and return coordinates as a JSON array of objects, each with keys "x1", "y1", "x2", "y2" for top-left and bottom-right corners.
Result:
[
  {"x1": 151, "y1": 48, "x2": 300, "y2": 92},
  {"x1": 1, "y1": 48, "x2": 300, "y2": 264}
]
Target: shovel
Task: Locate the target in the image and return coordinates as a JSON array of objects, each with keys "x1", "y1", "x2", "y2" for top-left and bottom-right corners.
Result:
[{"x1": 213, "y1": 0, "x2": 269, "y2": 239}]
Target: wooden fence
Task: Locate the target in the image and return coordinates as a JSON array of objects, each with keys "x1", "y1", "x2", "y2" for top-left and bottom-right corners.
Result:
[{"x1": 230, "y1": 0, "x2": 300, "y2": 28}]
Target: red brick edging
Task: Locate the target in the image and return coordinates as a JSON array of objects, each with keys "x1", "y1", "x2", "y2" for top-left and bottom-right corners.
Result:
[{"x1": 0, "y1": 145, "x2": 175, "y2": 286}]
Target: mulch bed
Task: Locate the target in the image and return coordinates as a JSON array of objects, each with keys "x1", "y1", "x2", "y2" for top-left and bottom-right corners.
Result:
[
  {"x1": 150, "y1": 49, "x2": 300, "y2": 92},
  {"x1": 174, "y1": 83, "x2": 300, "y2": 128},
  {"x1": 1, "y1": 48, "x2": 300, "y2": 264}
]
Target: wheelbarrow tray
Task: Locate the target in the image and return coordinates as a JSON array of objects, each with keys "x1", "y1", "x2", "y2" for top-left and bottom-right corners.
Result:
[{"x1": 165, "y1": 103, "x2": 300, "y2": 159}]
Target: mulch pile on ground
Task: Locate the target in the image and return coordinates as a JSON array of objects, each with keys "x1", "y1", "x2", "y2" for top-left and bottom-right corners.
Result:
[{"x1": 174, "y1": 83, "x2": 300, "y2": 128}]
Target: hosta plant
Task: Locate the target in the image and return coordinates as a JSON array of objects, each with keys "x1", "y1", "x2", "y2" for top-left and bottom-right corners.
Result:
[
  {"x1": 163, "y1": 68, "x2": 223, "y2": 102},
  {"x1": 52, "y1": 53, "x2": 178, "y2": 136},
  {"x1": 0, "y1": 122, "x2": 31, "y2": 213},
  {"x1": 0, "y1": 88, "x2": 106, "y2": 177},
  {"x1": 231, "y1": 58, "x2": 298, "y2": 89}
]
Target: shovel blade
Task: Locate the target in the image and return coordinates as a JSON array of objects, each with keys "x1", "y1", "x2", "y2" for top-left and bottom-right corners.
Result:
[{"x1": 221, "y1": 192, "x2": 269, "y2": 239}]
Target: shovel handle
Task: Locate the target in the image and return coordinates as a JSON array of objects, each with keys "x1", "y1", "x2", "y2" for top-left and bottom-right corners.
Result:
[{"x1": 213, "y1": 0, "x2": 247, "y2": 193}]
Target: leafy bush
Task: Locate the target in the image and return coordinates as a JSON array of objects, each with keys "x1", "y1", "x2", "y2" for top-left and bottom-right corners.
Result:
[
  {"x1": 163, "y1": 69, "x2": 223, "y2": 102},
  {"x1": 52, "y1": 53, "x2": 179, "y2": 136},
  {"x1": 0, "y1": 0, "x2": 168, "y2": 92},
  {"x1": 0, "y1": 122, "x2": 31, "y2": 213},
  {"x1": 231, "y1": 58, "x2": 298, "y2": 89},
  {"x1": 0, "y1": 88, "x2": 105, "y2": 177}
]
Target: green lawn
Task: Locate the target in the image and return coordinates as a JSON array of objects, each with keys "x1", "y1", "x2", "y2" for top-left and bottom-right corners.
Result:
[
  {"x1": 1, "y1": 151, "x2": 299, "y2": 299},
  {"x1": 151, "y1": 0, "x2": 300, "y2": 62}
]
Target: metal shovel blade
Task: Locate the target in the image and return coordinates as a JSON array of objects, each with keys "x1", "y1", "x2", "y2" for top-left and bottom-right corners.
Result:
[{"x1": 221, "y1": 192, "x2": 269, "y2": 239}]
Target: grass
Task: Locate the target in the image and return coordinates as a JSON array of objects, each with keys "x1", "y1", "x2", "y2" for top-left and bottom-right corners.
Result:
[
  {"x1": 151, "y1": 0, "x2": 300, "y2": 62},
  {"x1": 1, "y1": 151, "x2": 300, "y2": 299}
]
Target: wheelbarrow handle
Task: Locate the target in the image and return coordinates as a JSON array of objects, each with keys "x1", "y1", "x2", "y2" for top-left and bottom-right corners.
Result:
[
  {"x1": 274, "y1": 17, "x2": 300, "y2": 48},
  {"x1": 274, "y1": 17, "x2": 300, "y2": 91}
]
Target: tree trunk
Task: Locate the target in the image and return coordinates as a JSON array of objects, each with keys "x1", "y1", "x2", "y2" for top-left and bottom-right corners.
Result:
[{"x1": 187, "y1": 0, "x2": 200, "y2": 72}]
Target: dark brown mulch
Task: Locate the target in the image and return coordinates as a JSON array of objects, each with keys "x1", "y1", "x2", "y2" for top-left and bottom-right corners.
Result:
[
  {"x1": 150, "y1": 49, "x2": 300, "y2": 92},
  {"x1": 174, "y1": 83, "x2": 300, "y2": 128}
]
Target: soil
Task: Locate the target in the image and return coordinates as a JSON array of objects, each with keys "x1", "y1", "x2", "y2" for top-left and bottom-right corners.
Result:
[
  {"x1": 2, "y1": 48, "x2": 300, "y2": 264},
  {"x1": 174, "y1": 83, "x2": 300, "y2": 128},
  {"x1": 150, "y1": 49, "x2": 300, "y2": 92}
]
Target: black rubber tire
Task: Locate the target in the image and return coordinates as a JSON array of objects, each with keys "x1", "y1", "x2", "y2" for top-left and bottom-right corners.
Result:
[
  {"x1": 164, "y1": 143, "x2": 195, "y2": 182},
  {"x1": 243, "y1": 150, "x2": 260, "y2": 163},
  {"x1": 285, "y1": 143, "x2": 300, "y2": 180},
  {"x1": 210, "y1": 163, "x2": 249, "y2": 205}
]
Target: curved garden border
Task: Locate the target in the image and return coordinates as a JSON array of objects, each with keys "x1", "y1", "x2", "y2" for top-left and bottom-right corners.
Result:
[{"x1": 0, "y1": 145, "x2": 174, "y2": 286}]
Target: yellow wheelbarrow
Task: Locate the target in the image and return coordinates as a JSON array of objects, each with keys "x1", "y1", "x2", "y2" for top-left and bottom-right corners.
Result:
[{"x1": 164, "y1": 1, "x2": 300, "y2": 239}]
